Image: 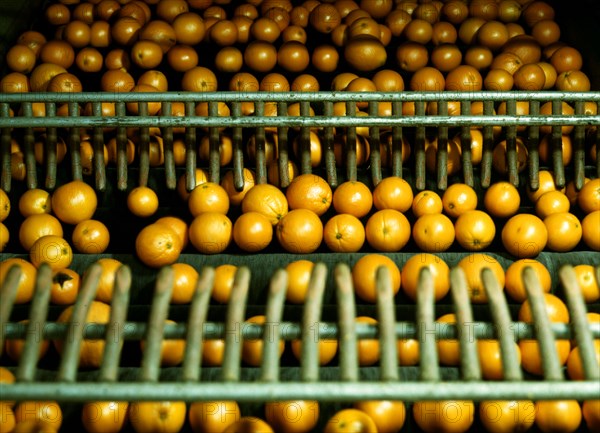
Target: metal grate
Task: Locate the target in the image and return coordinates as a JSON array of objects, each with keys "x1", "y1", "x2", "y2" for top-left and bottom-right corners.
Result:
[
  {"x1": 1, "y1": 91, "x2": 599, "y2": 193},
  {"x1": 1, "y1": 261, "x2": 599, "y2": 403}
]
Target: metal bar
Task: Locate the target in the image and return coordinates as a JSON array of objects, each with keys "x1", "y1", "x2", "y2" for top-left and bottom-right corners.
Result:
[
  {"x1": 7, "y1": 381, "x2": 599, "y2": 402},
  {"x1": 376, "y1": 266, "x2": 399, "y2": 382},
  {"x1": 460, "y1": 102, "x2": 473, "y2": 187},
  {"x1": 98, "y1": 265, "x2": 131, "y2": 382},
  {"x1": 559, "y1": 265, "x2": 599, "y2": 381},
  {"x1": 260, "y1": 269, "x2": 288, "y2": 382},
  {"x1": 208, "y1": 101, "x2": 221, "y2": 184},
  {"x1": 528, "y1": 100, "x2": 540, "y2": 191},
  {"x1": 482, "y1": 268, "x2": 523, "y2": 381},
  {"x1": 44, "y1": 103, "x2": 57, "y2": 190},
  {"x1": 345, "y1": 101, "x2": 358, "y2": 182},
  {"x1": 522, "y1": 267, "x2": 564, "y2": 381},
  {"x1": 277, "y1": 101, "x2": 290, "y2": 188},
  {"x1": 115, "y1": 102, "x2": 128, "y2": 191},
  {"x1": 231, "y1": 102, "x2": 244, "y2": 191},
  {"x1": 69, "y1": 102, "x2": 82, "y2": 182},
  {"x1": 137, "y1": 102, "x2": 150, "y2": 187},
  {"x1": 0, "y1": 103, "x2": 11, "y2": 191},
  {"x1": 450, "y1": 268, "x2": 481, "y2": 381},
  {"x1": 322, "y1": 101, "x2": 337, "y2": 187},
  {"x1": 91, "y1": 102, "x2": 106, "y2": 191},
  {"x1": 221, "y1": 267, "x2": 251, "y2": 382},
  {"x1": 391, "y1": 101, "x2": 403, "y2": 179},
  {"x1": 573, "y1": 101, "x2": 586, "y2": 189},
  {"x1": 0, "y1": 264, "x2": 21, "y2": 353},
  {"x1": 417, "y1": 268, "x2": 439, "y2": 381},
  {"x1": 300, "y1": 263, "x2": 328, "y2": 382},
  {"x1": 16, "y1": 264, "x2": 52, "y2": 382},
  {"x1": 139, "y1": 266, "x2": 174, "y2": 383},
  {"x1": 505, "y1": 100, "x2": 518, "y2": 187},
  {"x1": 57, "y1": 263, "x2": 102, "y2": 382},
  {"x1": 436, "y1": 101, "x2": 449, "y2": 190},
  {"x1": 254, "y1": 101, "x2": 267, "y2": 184},
  {"x1": 185, "y1": 101, "x2": 197, "y2": 193},
  {"x1": 21, "y1": 102, "x2": 37, "y2": 188},
  {"x1": 181, "y1": 267, "x2": 215, "y2": 382},
  {"x1": 551, "y1": 99, "x2": 565, "y2": 188},
  {"x1": 2, "y1": 91, "x2": 599, "y2": 103},
  {"x1": 335, "y1": 263, "x2": 358, "y2": 382},
  {"x1": 481, "y1": 100, "x2": 494, "y2": 188},
  {"x1": 161, "y1": 101, "x2": 176, "y2": 190},
  {"x1": 415, "y1": 101, "x2": 427, "y2": 191},
  {"x1": 299, "y1": 101, "x2": 312, "y2": 175},
  {"x1": 369, "y1": 102, "x2": 382, "y2": 185}
]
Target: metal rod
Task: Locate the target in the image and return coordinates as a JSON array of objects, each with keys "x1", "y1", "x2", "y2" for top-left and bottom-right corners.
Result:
[
  {"x1": 208, "y1": 101, "x2": 221, "y2": 184},
  {"x1": 139, "y1": 266, "x2": 174, "y2": 383},
  {"x1": 185, "y1": 101, "x2": 197, "y2": 193},
  {"x1": 277, "y1": 101, "x2": 290, "y2": 188},
  {"x1": 481, "y1": 100, "x2": 494, "y2": 188},
  {"x1": 436, "y1": 101, "x2": 449, "y2": 190},
  {"x1": 0, "y1": 264, "x2": 21, "y2": 353},
  {"x1": 335, "y1": 263, "x2": 358, "y2": 382},
  {"x1": 460, "y1": 102, "x2": 473, "y2": 187},
  {"x1": 221, "y1": 267, "x2": 251, "y2": 382},
  {"x1": 231, "y1": 102, "x2": 244, "y2": 191},
  {"x1": 181, "y1": 267, "x2": 215, "y2": 382},
  {"x1": 528, "y1": 100, "x2": 540, "y2": 191},
  {"x1": 57, "y1": 263, "x2": 102, "y2": 382},
  {"x1": 415, "y1": 101, "x2": 427, "y2": 190},
  {"x1": 505, "y1": 99, "x2": 518, "y2": 187},
  {"x1": 551, "y1": 99, "x2": 565, "y2": 188},
  {"x1": 450, "y1": 268, "x2": 481, "y2": 381},
  {"x1": 391, "y1": 101, "x2": 403, "y2": 179},
  {"x1": 522, "y1": 267, "x2": 564, "y2": 381},
  {"x1": 299, "y1": 101, "x2": 312, "y2": 175},
  {"x1": 16, "y1": 264, "x2": 52, "y2": 382},
  {"x1": 21, "y1": 102, "x2": 37, "y2": 188},
  {"x1": 69, "y1": 102, "x2": 82, "y2": 182},
  {"x1": 98, "y1": 265, "x2": 131, "y2": 382},
  {"x1": 44, "y1": 103, "x2": 57, "y2": 190},
  {"x1": 482, "y1": 268, "x2": 523, "y2": 381},
  {"x1": 0, "y1": 103, "x2": 11, "y2": 191},
  {"x1": 376, "y1": 266, "x2": 399, "y2": 381},
  {"x1": 260, "y1": 269, "x2": 288, "y2": 382},
  {"x1": 322, "y1": 101, "x2": 337, "y2": 187},
  {"x1": 137, "y1": 102, "x2": 150, "y2": 187},
  {"x1": 91, "y1": 102, "x2": 106, "y2": 191},
  {"x1": 369, "y1": 102, "x2": 382, "y2": 185},
  {"x1": 161, "y1": 101, "x2": 176, "y2": 190},
  {"x1": 345, "y1": 101, "x2": 358, "y2": 182},
  {"x1": 417, "y1": 268, "x2": 440, "y2": 381},
  {"x1": 300, "y1": 263, "x2": 327, "y2": 382},
  {"x1": 254, "y1": 101, "x2": 267, "y2": 185},
  {"x1": 573, "y1": 101, "x2": 586, "y2": 189},
  {"x1": 115, "y1": 102, "x2": 128, "y2": 191},
  {"x1": 559, "y1": 265, "x2": 599, "y2": 381}
]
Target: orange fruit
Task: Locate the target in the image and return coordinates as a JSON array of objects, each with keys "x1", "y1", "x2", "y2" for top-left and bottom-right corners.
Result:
[
  {"x1": 189, "y1": 401, "x2": 241, "y2": 433},
  {"x1": 565, "y1": 178, "x2": 591, "y2": 206},
  {"x1": 413, "y1": 401, "x2": 475, "y2": 433},
  {"x1": 136, "y1": 223, "x2": 182, "y2": 268},
  {"x1": 220, "y1": 169, "x2": 256, "y2": 207},
  {"x1": 177, "y1": 169, "x2": 208, "y2": 202},
  {"x1": 352, "y1": 401, "x2": 405, "y2": 433},
  {"x1": 51, "y1": 180, "x2": 97, "y2": 225},
  {"x1": 442, "y1": 183, "x2": 477, "y2": 218},
  {"x1": 543, "y1": 212, "x2": 582, "y2": 252},
  {"x1": 189, "y1": 212, "x2": 232, "y2": 254},
  {"x1": 243, "y1": 40, "x2": 277, "y2": 73},
  {"x1": 72, "y1": 219, "x2": 110, "y2": 254},
  {"x1": 54, "y1": 301, "x2": 111, "y2": 368},
  {"x1": 233, "y1": 212, "x2": 273, "y2": 253},
  {"x1": 519, "y1": 292, "x2": 570, "y2": 324},
  {"x1": 356, "y1": 316, "x2": 380, "y2": 366},
  {"x1": 39, "y1": 40, "x2": 75, "y2": 69},
  {"x1": 29, "y1": 235, "x2": 72, "y2": 272},
  {"x1": 242, "y1": 315, "x2": 285, "y2": 367},
  {"x1": 573, "y1": 264, "x2": 600, "y2": 303},
  {"x1": 169, "y1": 263, "x2": 198, "y2": 304},
  {"x1": 504, "y1": 259, "x2": 552, "y2": 302},
  {"x1": 5, "y1": 319, "x2": 50, "y2": 363},
  {"x1": 0, "y1": 222, "x2": 7, "y2": 252},
  {"x1": 0, "y1": 367, "x2": 15, "y2": 407},
  {"x1": 0, "y1": 189, "x2": 10, "y2": 222},
  {"x1": 323, "y1": 213, "x2": 365, "y2": 253},
  {"x1": 285, "y1": 259, "x2": 314, "y2": 304},
  {"x1": 127, "y1": 186, "x2": 159, "y2": 218},
  {"x1": 401, "y1": 253, "x2": 450, "y2": 302},
  {"x1": 577, "y1": 178, "x2": 600, "y2": 214},
  {"x1": 6, "y1": 45, "x2": 36, "y2": 74},
  {"x1": 332, "y1": 181, "x2": 372, "y2": 218},
  {"x1": 241, "y1": 184, "x2": 288, "y2": 225},
  {"x1": 155, "y1": 216, "x2": 188, "y2": 250},
  {"x1": 478, "y1": 339, "x2": 522, "y2": 380},
  {"x1": 352, "y1": 254, "x2": 401, "y2": 303},
  {"x1": 365, "y1": 209, "x2": 411, "y2": 252},
  {"x1": 19, "y1": 214, "x2": 63, "y2": 251},
  {"x1": 81, "y1": 401, "x2": 129, "y2": 433},
  {"x1": 50, "y1": 268, "x2": 80, "y2": 305},
  {"x1": 412, "y1": 190, "x2": 443, "y2": 217},
  {"x1": 372, "y1": 177, "x2": 413, "y2": 213},
  {"x1": 534, "y1": 401, "x2": 582, "y2": 433},
  {"x1": 173, "y1": 12, "x2": 206, "y2": 45},
  {"x1": 412, "y1": 213, "x2": 455, "y2": 253},
  {"x1": 181, "y1": 66, "x2": 218, "y2": 92},
  {"x1": 223, "y1": 417, "x2": 274, "y2": 433},
  {"x1": 140, "y1": 319, "x2": 185, "y2": 367},
  {"x1": 539, "y1": 101, "x2": 575, "y2": 135},
  {"x1": 583, "y1": 400, "x2": 600, "y2": 431},
  {"x1": 291, "y1": 338, "x2": 338, "y2": 366},
  {"x1": 264, "y1": 401, "x2": 319, "y2": 433},
  {"x1": 276, "y1": 209, "x2": 323, "y2": 254},
  {"x1": 521, "y1": 337, "x2": 569, "y2": 375},
  {"x1": 188, "y1": 182, "x2": 230, "y2": 216},
  {"x1": 0, "y1": 258, "x2": 36, "y2": 304},
  {"x1": 582, "y1": 211, "x2": 600, "y2": 251},
  {"x1": 454, "y1": 210, "x2": 496, "y2": 251},
  {"x1": 285, "y1": 174, "x2": 332, "y2": 217},
  {"x1": 91, "y1": 258, "x2": 123, "y2": 303},
  {"x1": 535, "y1": 190, "x2": 570, "y2": 219},
  {"x1": 14, "y1": 402, "x2": 63, "y2": 432},
  {"x1": 324, "y1": 409, "x2": 377, "y2": 433},
  {"x1": 527, "y1": 170, "x2": 565, "y2": 203},
  {"x1": 437, "y1": 313, "x2": 460, "y2": 366},
  {"x1": 457, "y1": 253, "x2": 505, "y2": 303},
  {"x1": 129, "y1": 401, "x2": 186, "y2": 433},
  {"x1": 566, "y1": 340, "x2": 600, "y2": 381},
  {"x1": 212, "y1": 264, "x2": 237, "y2": 304},
  {"x1": 479, "y1": 401, "x2": 536, "y2": 433},
  {"x1": 502, "y1": 214, "x2": 548, "y2": 258}
]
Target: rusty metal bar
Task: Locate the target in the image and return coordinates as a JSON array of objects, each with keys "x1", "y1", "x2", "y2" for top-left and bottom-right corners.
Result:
[
  {"x1": 0, "y1": 264, "x2": 21, "y2": 353},
  {"x1": 480, "y1": 100, "x2": 494, "y2": 188},
  {"x1": 573, "y1": 101, "x2": 586, "y2": 189},
  {"x1": 277, "y1": 101, "x2": 290, "y2": 188},
  {"x1": 115, "y1": 102, "x2": 128, "y2": 191},
  {"x1": 57, "y1": 263, "x2": 102, "y2": 382},
  {"x1": 551, "y1": 99, "x2": 565, "y2": 188},
  {"x1": 0, "y1": 103, "x2": 11, "y2": 191},
  {"x1": 185, "y1": 101, "x2": 197, "y2": 193},
  {"x1": 221, "y1": 267, "x2": 251, "y2": 382},
  {"x1": 91, "y1": 102, "x2": 106, "y2": 191},
  {"x1": 391, "y1": 100, "x2": 403, "y2": 179},
  {"x1": 299, "y1": 101, "x2": 312, "y2": 175},
  {"x1": 260, "y1": 269, "x2": 288, "y2": 382},
  {"x1": 254, "y1": 101, "x2": 267, "y2": 185},
  {"x1": 436, "y1": 101, "x2": 449, "y2": 190},
  {"x1": 44, "y1": 103, "x2": 58, "y2": 190},
  {"x1": 322, "y1": 101, "x2": 337, "y2": 187},
  {"x1": 21, "y1": 102, "x2": 37, "y2": 188},
  {"x1": 345, "y1": 101, "x2": 358, "y2": 182},
  {"x1": 417, "y1": 268, "x2": 439, "y2": 381},
  {"x1": 208, "y1": 101, "x2": 221, "y2": 184},
  {"x1": 335, "y1": 263, "x2": 358, "y2": 382},
  {"x1": 181, "y1": 266, "x2": 215, "y2": 382},
  {"x1": 69, "y1": 102, "x2": 82, "y2": 182},
  {"x1": 415, "y1": 101, "x2": 427, "y2": 191},
  {"x1": 137, "y1": 102, "x2": 150, "y2": 187},
  {"x1": 369, "y1": 102, "x2": 382, "y2": 186},
  {"x1": 231, "y1": 102, "x2": 245, "y2": 191},
  {"x1": 161, "y1": 101, "x2": 176, "y2": 190},
  {"x1": 98, "y1": 265, "x2": 132, "y2": 382},
  {"x1": 376, "y1": 266, "x2": 399, "y2": 382},
  {"x1": 528, "y1": 100, "x2": 541, "y2": 191},
  {"x1": 505, "y1": 99, "x2": 518, "y2": 187},
  {"x1": 460, "y1": 101, "x2": 474, "y2": 187}
]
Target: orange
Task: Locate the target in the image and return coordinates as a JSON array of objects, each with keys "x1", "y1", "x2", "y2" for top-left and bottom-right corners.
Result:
[
  {"x1": 457, "y1": 253, "x2": 505, "y2": 303},
  {"x1": 0, "y1": 222, "x2": 7, "y2": 252},
  {"x1": 352, "y1": 254, "x2": 401, "y2": 303},
  {"x1": 454, "y1": 210, "x2": 496, "y2": 251},
  {"x1": 412, "y1": 190, "x2": 443, "y2": 217},
  {"x1": 140, "y1": 319, "x2": 184, "y2": 367},
  {"x1": 332, "y1": 181, "x2": 372, "y2": 218},
  {"x1": 181, "y1": 66, "x2": 218, "y2": 92},
  {"x1": 233, "y1": 212, "x2": 273, "y2": 253},
  {"x1": 243, "y1": 40, "x2": 277, "y2": 73},
  {"x1": 365, "y1": 209, "x2": 411, "y2": 252},
  {"x1": 437, "y1": 313, "x2": 460, "y2": 366},
  {"x1": 539, "y1": 101, "x2": 575, "y2": 135},
  {"x1": 582, "y1": 211, "x2": 600, "y2": 251},
  {"x1": 169, "y1": 263, "x2": 198, "y2": 304},
  {"x1": 50, "y1": 268, "x2": 80, "y2": 305},
  {"x1": 177, "y1": 169, "x2": 208, "y2": 202},
  {"x1": 19, "y1": 214, "x2": 63, "y2": 251},
  {"x1": 354, "y1": 316, "x2": 379, "y2": 366},
  {"x1": 0, "y1": 258, "x2": 36, "y2": 304},
  {"x1": 189, "y1": 212, "x2": 232, "y2": 254},
  {"x1": 479, "y1": 401, "x2": 536, "y2": 433},
  {"x1": 372, "y1": 177, "x2": 413, "y2": 213},
  {"x1": 14, "y1": 402, "x2": 62, "y2": 431},
  {"x1": 101, "y1": 69, "x2": 135, "y2": 93},
  {"x1": 0, "y1": 367, "x2": 15, "y2": 407},
  {"x1": 285, "y1": 174, "x2": 332, "y2": 217},
  {"x1": 578, "y1": 178, "x2": 600, "y2": 214},
  {"x1": 6, "y1": 45, "x2": 36, "y2": 74},
  {"x1": 573, "y1": 264, "x2": 600, "y2": 303},
  {"x1": 413, "y1": 401, "x2": 475, "y2": 433},
  {"x1": 324, "y1": 409, "x2": 377, "y2": 433},
  {"x1": 221, "y1": 169, "x2": 256, "y2": 207},
  {"x1": 127, "y1": 186, "x2": 159, "y2": 218},
  {"x1": 583, "y1": 400, "x2": 600, "y2": 431},
  {"x1": 240, "y1": 184, "x2": 288, "y2": 226},
  {"x1": 29, "y1": 235, "x2": 72, "y2": 272},
  {"x1": 0, "y1": 189, "x2": 9, "y2": 222},
  {"x1": 242, "y1": 315, "x2": 285, "y2": 367},
  {"x1": 291, "y1": 337, "x2": 337, "y2": 366},
  {"x1": 212, "y1": 264, "x2": 237, "y2": 304},
  {"x1": 5, "y1": 319, "x2": 50, "y2": 363},
  {"x1": 502, "y1": 214, "x2": 548, "y2": 258},
  {"x1": 54, "y1": 301, "x2": 111, "y2": 368},
  {"x1": 539, "y1": 134, "x2": 572, "y2": 166},
  {"x1": 519, "y1": 292, "x2": 570, "y2": 323},
  {"x1": 129, "y1": 401, "x2": 186, "y2": 433},
  {"x1": 527, "y1": 170, "x2": 564, "y2": 203},
  {"x1": 566, "y1": 340, "x2": 600, "y2": 381},
  {"x1": 223, "y1": 417, "x2": 274, "y2": 433},
  {"x1": 353, "y1": 401, "x2": 405, "y2": 433},
  {"x1": 51, "y1": 180, "x2": 97, "y2": 225},
  {"x1": 136, "y1": 223, "x2": 182, "y2": 267},
  {"x1": 173, "y1": 12, "x2": 205, "y2": 45},
  {"x1": 401, "y1": 253, "x2": 450, "y2": 302},
  {"x1": 155, "y1": 216, "x2": 188, "y2": 250},
  {"x1": 29, "y1": 63, "x2": 66, "y2": 92},
  {"x1": 267, "y1": 160, "x2": 298, "y2": 187},
  {"x1": 188, "y1": 401, "x2": 241, "y2": 433},
  {"x1": 535, "y1": 190, "x2": 570, "y2": 219},
  {"x1": 188, "y1": 182, "x2": 230, "y2": 216},
  {"x1": 478, "y1": 339, "x2": 522, "y2": 380},
  {"x1": 39, "y1": 40, "x2": 75, "y2": 69},
  {"x1": 91, "y1": 258, "x2": 123, "y2": 303},
  {"x1": 81, "y1": 401, "x2": 129, "y2": 433},
  {"x1": 565, "y1": 178, "x2": 591, "y2": 206},
  {"x1": 72, "y1": 219, "x2": 110, "y2": 254},
  {"x1": 156, "y1": 0, "x2": 189, "y2": 22},
  {"x1": 544, "y1": 212, "x2": 582, "y2": 252},
  {"x1": 264, "y1": 401, "x2": 319, "y2": 433},
  {"x1": 504, "y1": 259, "x2": 552, "y2": 302},
  {"x1": 276, "y1": 209, "x2": 323, "y2": 254},
  {"x1": 442, "y1": 183, "x2": 477, "y2": 218},
  {"x1": 534, "y1": 401, "x2": 582, "y2": 433},
  {"x1": 323, "y1": 213, "x2": 365, "y2": 253},
  {"x1": 412, "y1": 213, "x2": 455, "y2": 253},
  {"x1": 285, "y1": 260, "x2": 314, "y2": 304},
  {"x1": 0, "y1": 72, "x2": 30, "y2": 93}
]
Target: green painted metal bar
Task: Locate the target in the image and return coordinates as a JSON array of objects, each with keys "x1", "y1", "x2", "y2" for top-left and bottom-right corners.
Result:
[
  {"x1": 0, "y1": 264, "x2": 21, "y2": 354},
  {"x1": 160, "y1": 101, "x2": 176, "y2": 190},
  {"x1": 505, "y1": 99, "x2": 519, "y2": 187},
  {"x1": 0, "y1": 102, "x2": 11, "y2": 191},
  {"x1": 44, "y1": 102, "x2": 57, "y2": 191},
  {"x1": 417, "y1": 267, "x2": 439, "y2": 381},
  {"x1": 376, "y1": 266, "x2": 399, "y2": 382},
  {"x1": 527, "y1": 100, "x2": 541, "y2": 192},
  {"x1": 480, "y1": 100, "x2": 495, "y2": 188},
  {"x1": 260, "y1": 269, "x2": 288, "y2": 382},
  {"x1": 335, "y1": 263, "x2": 358, "y2": 382},
  {"x1": 551, "y1": 99, "x2": 566, "y2": 188},
  {"x1": 436, "y1": 100, "x2": 449, "y2": 191},
  {"x1": 460, "y1": 101, "x2": 473, "y2": 188}
]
